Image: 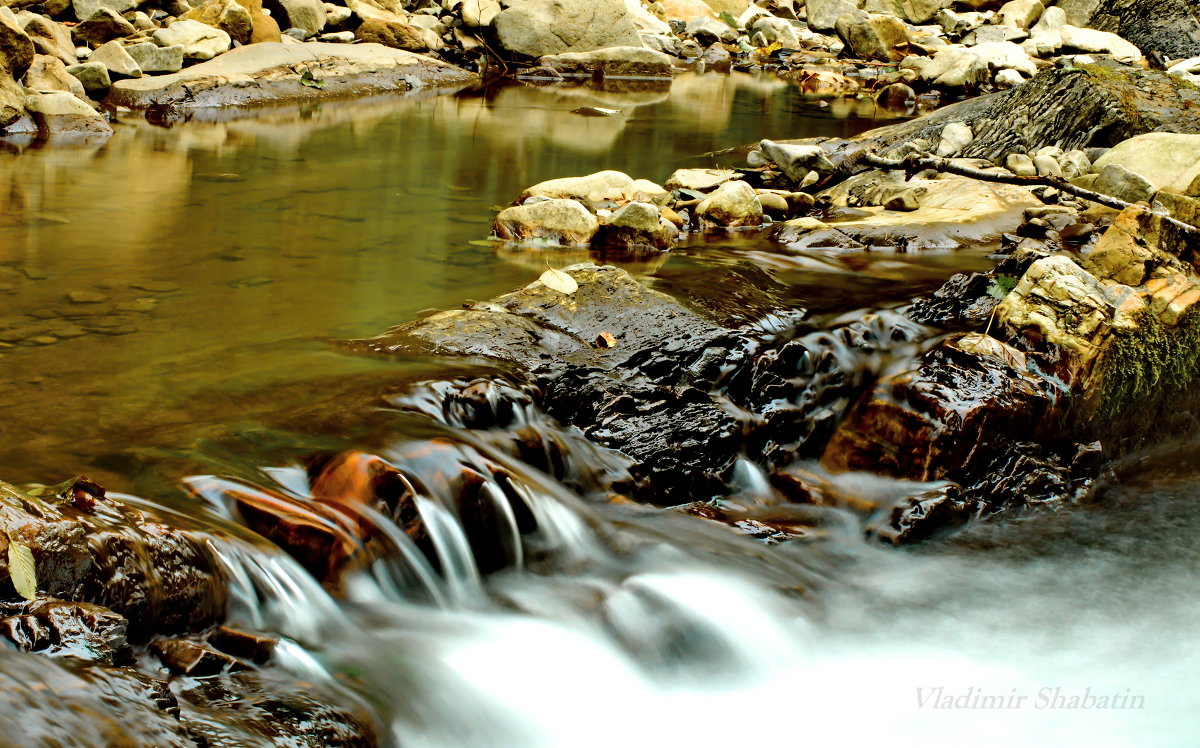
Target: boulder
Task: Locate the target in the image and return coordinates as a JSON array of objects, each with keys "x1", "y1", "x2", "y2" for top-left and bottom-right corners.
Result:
[
  {"x1": 665, "y1": 168, "x2": 737, "y2": 192},
  {"x1": 539, "y1": 47, "x2": 673, "y2": 78},
  {"x1": 908, "y1": 41, "x2": 1036, "y2": 87},
  {"x1": 750, "y1": 16, "x2": 800, "y2": 47},
  {"x1": 72, "y1": 9, "x2": 137, "y2": 48},
  {"x1": 491, "y1": 0, "x2": 643, "y2": 59},
  {"x1": 696, "y1": 180, "x2": 763, "y2": 228},
  {"x1": 182, "y1": 0, "x2": 255, "y2": 46},
  {"x1": 24, "y1": 54, "x2": 85, "y2": 98},
  {"x1": 124, "y1": 42, "x2": 184, "y2": 74},
  {"x1": 1067, "y1": 0, "x2": 1200, "y2": 60},
  {"x1": 1092, "y1": 162, "x2": 1155, "y2": 204},
  {"x1": 66, "y1": 61, "x2": 110, "y2": 96},
  {"x1": 151, "y1": 20, "x2": 232, "y2": 60},
  {"x1": 658, "y1": 0, "x2": 717, "y2": 22},
  {"x1": 461, "y1": 0, "x2": 501, "y2": 27},
  {"x1": 862, "y1": 0, "x2": 942, "y2": 24},
  {"x1": 24, "y1": 90, "x2": 111, "y2": 134},
  {"x1": 759, "y1": 139, "x2": 836, "y2": 183},
  {"x1": 518, "y1": 170, "x2": 668, "y2": 205},
  {"x1": 806, "y1": 0, "x2": 867, "y2": 32},
  {"x1": 997, "y1": 0, "x2": 1042, "y2": 28},
  {"x1": 262, "y1": 0, "x2": 325, "y2": 37},
  {"x1": 1028, "y1": 5, "x2": 1065, "y2": 55},
  {"x1": 71, "y1": 0, "x2": 136, "y2": 25},
  {"x1": 1091, "y1": 133, "x2": 1200, "y2": 197},
  {"x1": 595, "y1": 201, "x2": 677, "y2": 249},
  {"x1": 493, "y1": 199, "x2": 600, "y2": 244},
  {"x1": 353, "y1": 18, "x2": 427, "y2": 51},
  {"x1": 837, "y1": 13, "x2": 908, "y2": 62},
  {"x1": 0, "y1": 12, "x2": 33, "y2": 80},
  {"x1": 1059, "y1": 25, "x2": 1143, "y2": 63},
  {"x1": 22, "y1": 16, "x2": 77, "y2": 67},
  {"x1": 935, "y1": 121, "x2": 972, "y2": 156},
  {"x1": 106, "y1": 42, "x2": 477, "y2": 108},
  {"x1": 89, "y1": 39, "x2": 141, "y2": 78}
]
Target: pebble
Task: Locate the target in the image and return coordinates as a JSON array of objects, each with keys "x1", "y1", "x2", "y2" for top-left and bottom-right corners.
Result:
[
  {"x1": 21, "y1": 267, "x2": 47, "y2": 280},
  {"x1": 67, "y1": 290, "x2": 110, "y2": 304},
  {"x1": 115, "y1": 298, "x2": 158, "y2": 312},
  {"x1": 29, "y1": 336, "x2": 58, "y2": 346},
  {"x1": 131, "y1": 281, "x2": 181, "y2": 292},
  {"x1": 54, "y1": 326, "x2": 88, "y2": 339},
  {"x1": 230, "y1": 277, "x2": 274, "y2": 288}
]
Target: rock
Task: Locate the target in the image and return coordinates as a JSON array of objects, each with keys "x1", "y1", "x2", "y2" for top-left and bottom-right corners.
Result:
[
  {"x1": 0, "y1": 11, "x2": 34, "y2": 80},
  {"x1": 519, "y1": 170, "x2": 667, "y2": 205},
  {"x1": 353, "y1": 18, "x2": 427, "y2": 51},
  {"x1": 107, "y1": 42, "x2": 476, "y2": 108},
  {"x1": 89, "y1": 40, "x2": 141, "y2": 79},
  {"x1": 0, "y1": 599, "x2": 128, "y2": 663},
  {"x1": 1028, "y1": 5, "x2": 1065, "y2": 54},
  {"x1": 884, "y1": 189, "x2": 920, "y2": 211},
  {"x1": 666, "y1": 168, "x2": 737, "y2": 192},
  {"x1": 461, "y1": 0, "x2": 501, "y2": 27},
  {"x1": 67, "y1": 290, "x2": 108, "y2": 303},
  {"x1": 23, "y1": 17, "x2": 77, "y2": 67},
  {"x1": 1093, "y1": 162, "x2": 1155, "y2": 203},
  {"x1": 71, "y1": 0, "x2": 136, "y2": 26},
  {"x1": 910, "y1": 42, "x2": 1037, "y2": 87},
  {"x1": 317, "y1": 30, "x2": 354, "y2": 42},
  {"x1": 66, "y1": 61, "x2": 110, "y2": 95},
  {"x1": 183, "y1": 0, "x2": 255, "y2": 46},
  {"x1": 935, "y1": 121, "x2": 972, "y2": 156},
  {"x1": 749, "y1": 16, "x2": 800, "y2": 47},
  {"x1": 24, "y1": 55, "x2": 85, "y2": 98},
  {"x1": 1091, "y1": 133, "x2": 1200, "y2": 197},
  {"x1": 1005, "y1": 152, "x2": 1037, "y2": 176},
  {"x1": 150, "y1": 639, "x2": 243, "y2": 676},
  {"x1": 1059, "y1": 25, "x2": 1143, "y2": 64},
  {"x1": 1032, "y1": 153, "x2": 1063, "y2": 178},
  {"x1": 1066, "y1": 0, "x2": 1200, "y2": 60},
  {"x1": 493, "y1": 199, "x2": 600, "y2": 244},
  {"x1": 806, "y1": 0, "x2": 867, "y2": 33},
  {"x1": 954, "y1": 62, "x2": 1200, "y2": 162},
  {"x1": 124, "y1": 42, "x2": 184, "y2": 74},
  {"x1": 263, "y1": 0, "x2": 325, "y2": 37},
  {"x1": 539, "y1": 47, "x2": 673, "y2": 78},
  {"x1": 759, "y1": 139, "x2": 836, "y2": 184},
  {"x1": 595, "y1": 201, "x2": 677, "y2": 249},
  {"x1": 863, "y1": 0, "x2": 942, "y2": 24},
  {"x1": 24, "y1": 90, "x2": 109, "y2": 134},
  {"x1": 836, "y1": 13, "x2": 908, "y2": 62},
  {"x1": 151, "y1": 20, "x2": 231, "y2": 61},
  {"x1": 696, "y1": 180, "x2": 763, "y2": 228},
  {"x1": 994, "y1": 68, "x2": 1025, "y2": 88},
  {"x1": 998, "y1": 0, "x2": 1042, "y2": 28},
  {"x1": 875, "y1": 81, "x2": 915, "y2": 106},
  {"x1": 492, "y1": 0, "x2": 642, "y2": 59},
  {"x1": 773, "y1": 172, "x2": 1041, "y2": 250},
  {"x1": 686, "y1": 17, "x2": 737, "y2": 45},
  {"x1": 756, "y1": 191, "x2": 790, "y2": 217},
  {"x1": 658, "y1": 0, "x2": 717, "y2": 23},
  {"x1": 73, "y1": 9, "x2": 137, "y2": 48}
]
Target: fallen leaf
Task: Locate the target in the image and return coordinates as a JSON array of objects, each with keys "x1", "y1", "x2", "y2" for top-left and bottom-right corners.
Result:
[
  {"x1": 6, "y1": 534, "x2": 36, "y2": 601},
  {"x1": 540, "y1": 268, "x2": 578, "y2": 294},
  {"x1": 595, "y1": 331, "x2": 617, "y2": 348},
  {"x1": 718, "y1": 10, "x2": 738, "y2": 28},
  {"x1": 300, "y1": 69, "x2": 326, "y2": 90}
]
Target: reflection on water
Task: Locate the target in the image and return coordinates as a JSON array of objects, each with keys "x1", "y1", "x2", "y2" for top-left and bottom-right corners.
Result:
[{"x1": 0, "y1": 73, "x2": 922, "y2": 485}]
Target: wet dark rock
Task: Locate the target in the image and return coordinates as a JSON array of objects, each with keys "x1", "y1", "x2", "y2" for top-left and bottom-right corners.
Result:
[
  {"x1": 0, "y1": 598, "x2": 130, "y2": 664},
  {"x1": 207, "y1": 625, "x2": 276, "y2": 664},
  {"x1": 151, "y1": 637, "x2": 246, "y2": 676},
  {"x1": 1078, "y1": 0, "x2": 1200, "y2": 59}
]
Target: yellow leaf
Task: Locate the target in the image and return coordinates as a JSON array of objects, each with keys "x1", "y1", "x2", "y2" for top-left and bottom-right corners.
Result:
[
  {"x1": 539, "y1": 268, "x2": 578, "y2": 294},
  {"x1": 7, "y1": 536, "x2": 36, "y2": 601}
]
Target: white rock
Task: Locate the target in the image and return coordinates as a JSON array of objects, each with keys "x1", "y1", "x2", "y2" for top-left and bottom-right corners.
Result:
[
  {"x1": 153, "y1": 20, "x2": 232, "y2": 61},
  {"x1": 1060, "y1": 25, "x2": 1143, "y2": 64},
  {"x1": 935, "y1": 121, "x2": 973, "y2": 157}
]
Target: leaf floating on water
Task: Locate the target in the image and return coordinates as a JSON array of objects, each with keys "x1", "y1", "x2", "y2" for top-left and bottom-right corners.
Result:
[
  {"x1": 6, "y1": 535, "x2": 36, "y2": 601},
  {"x1": 539, "y1": 268, "x2": 578, "y2": 294},
  {"x1": 571, "y1": 107, "x2": 622, "y2": 117},
  {"x1": 299, "y1": 69, "x2": 325, "y2": 90}
]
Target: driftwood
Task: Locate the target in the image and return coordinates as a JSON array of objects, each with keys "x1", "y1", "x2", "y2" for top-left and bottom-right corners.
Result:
[{"x1": 863, "y1": 151, "x2": 1200, "y2": 240}]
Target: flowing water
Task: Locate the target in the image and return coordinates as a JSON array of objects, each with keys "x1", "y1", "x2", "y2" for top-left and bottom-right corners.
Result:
[{"x1": 0, "y1": 73, "x2": 1194, "y2": 746}]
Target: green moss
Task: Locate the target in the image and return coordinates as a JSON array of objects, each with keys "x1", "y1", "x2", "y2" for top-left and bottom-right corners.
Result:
[{"x1": 1092, "y1": 308, "x2": 1200, "y2": 429}]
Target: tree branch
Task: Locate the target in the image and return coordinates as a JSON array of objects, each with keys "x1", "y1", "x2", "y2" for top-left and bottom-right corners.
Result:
[{"x1": 863, "y1": 152, "x2": 1200, "y2": 239}]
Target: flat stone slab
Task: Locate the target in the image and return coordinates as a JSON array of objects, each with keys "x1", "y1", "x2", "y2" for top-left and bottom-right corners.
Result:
[{"x1": 105, "y1": 42, "x2": 477, "y2": 109}]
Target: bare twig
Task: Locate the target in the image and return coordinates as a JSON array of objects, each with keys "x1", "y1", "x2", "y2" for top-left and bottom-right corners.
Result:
[{"x1": 863, "y1": 151, "x2": 1200, "y2": 239}]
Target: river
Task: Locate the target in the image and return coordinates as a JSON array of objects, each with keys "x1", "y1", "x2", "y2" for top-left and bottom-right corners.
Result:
[{"x1": 0, "y1": 72, "x2": 1192, "y2": 747}]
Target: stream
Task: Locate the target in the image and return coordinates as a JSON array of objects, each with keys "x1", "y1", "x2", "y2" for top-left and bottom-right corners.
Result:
[{"x1": 0, "y1": 73, "x2": 1193, "y2": 747}]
